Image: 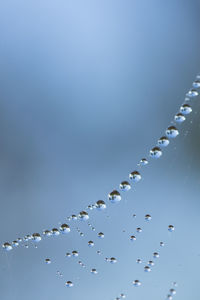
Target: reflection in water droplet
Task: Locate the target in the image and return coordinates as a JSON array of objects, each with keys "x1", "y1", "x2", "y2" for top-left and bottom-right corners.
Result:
[
  {"x1": 150, "y1": 147, "x2": 162, "y2": 159},
  {"x1": 98, "y1": 232, "x2": 104, "y2": 238},
  {"x1": 157, "y1": 136, "x2": 170, "y2": 147},
  {"x1": 144, "y1": 265, "x2": 151, "y2": 272},
  {"x1": 166, "y1": 126, "x2": 179, "y2": 138},
  {"x1": 88, "y1": 241, "x2": 94, "y2": 247},
  {"x1": 180, "y1": 104, "x2": 192, "y2": 115},
  {"x1": 2, "y1": 242, "x2": 12, "y2": 251},
  {"x1": 168, "y1": 225, "x2": 175, "y2": 232},
  {"x1": 96, "y1": 200, "x2": 106, "y2": 210},
  {"x1": 174, "y1": 113, "x2": 186, "y2": 123},
  {"x1": 59, "y1": 224, "x2": 70, "y2": 234},
  {"x1": 133, "y1": 280, "x2": 141, "y2": 286},
  {"x1": 145, "y1": 214, "x2": 152, "y2": 221},
  {"x1": 108, "y1": 190, "x2": 121, "y2": 203},
  {"x1": 153, "y1": 252, "x2": 159, "y2": 258},
  {"x1": 110, "y1": 257, "x2": 117, "y2": 264},
  {"x1": 72, "y1": 250, "x2": 79, "y2": 257},
  {"x1": 65, "y1": 281, "x2": 73, "y2": 287},
  {"x1": 130, "y1": 235, "x2": 136, "y2": 241},
  {"x1": 119, "y1": 181, "x2": 131, "y2": 191},
  {"x1": 45, "y1": 258, "x2": 51, "y2": 264},
  {"x1": 129, "y1": 171, "x2": 141, "y2": 182},
  {"x1": 32, "y1": 233, "x2": 42, "y2": 242},
  {"x1": 79, "y1": 211, "x2": 89, "y2": 221}
]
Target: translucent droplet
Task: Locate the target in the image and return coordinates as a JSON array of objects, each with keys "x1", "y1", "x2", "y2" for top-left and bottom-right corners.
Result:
[
  {"x1": 60, "y1": 224, "x2": 70, "y2": 234},
  {"x1": 98, "y1": 232, "x2": 104, "y2": 238},
  {"x1": 91, "y1": 268, "x2": 98, "y2": 274},
  {"x1": 169, "y1": 289, "x2": 176, "y2": 295},
  {"x1": 174, "y1": 113, "x2": 186, "y2": 123},
  {"x1": 144, "y1": 266, "x2": 151, "y2": 272},
  {"x1": 17, "y1": 238, "x2": 23, "y2": 243},
  {"x1": 2, "y1": 242, "x2": 12, "y2": 251},
  {"x1": 132, "y1": 214, "x2": 136, "y2": 218},
  {"x1": 148, "y1": 260, "x2": 154, "y2": 266},
  {"x1": 32, "y1": 233, "x2": 42, "y2": 242},
  {"x1": 140, "y1": 158, "x2": 148, "y2": 166},
  {"x1": 45, "y1": 258, "x2": 51, "y2": 264},
  {"x1": 119, "y1": 181, "x2": 131, "y2": 191},
  {"x1": 87, "y1": 205, "x2": 93, "y2": 210},
  {"x1": 129, "y1": 171, "x2": 142, "y2": 182},
  {"x1": 24, "y1": 244, "x2": 29, "y2": 249},
  {"x1": 180, "y1": 104, "x2": 192, "y2": 115},
  {"x1": 110, "y1": 257, "x2": 117, "y2": 264},
  {"x1": 72, "y1": 250, "x2": 79, "y2": 257},
  {"x1": 96, "y1": 200, "x2": 106, "y2": 210},
  {"x1": 166, "y1": 295, "x2": 172, "y2": 300},
  {"x1": 24, "y1": 235, "x2": 31, "y2": 241},
  {"x1": 166, "y1": 126, "x2": 179, "y2": 138},
  {"x1": 130, "y1": 235, "x2": 136, "y2": 241},
  {"x1": 97, "y1": 250, "x2": 101, "y2": 255},
  {"x1": 186, "y1": 89, "x2": 199, "y2": 97},
  {"x1": 65, "y1": 281, "x2": 73, "y2": 287},
  {"x1": 168, "y1": 225, "x2": 175, "y2": 232},
  {"x1": 43, "y1": 230, "x2": 52, "y2": 237},
  {"x1": 91, "y1": 227, "x2": 95, "y2": 231},
  {"x1": 79, "y1": 211, "x2": 89, "y2": 221},
  {"x1": 88, "y1": 240, "x2": 94, "y2": 247},
  {"x1": 157, "y1": 136, "x2": 170, "y2": 147},
  {"x1": 71, "y1": 214, "x2": 78, "y2": 220},
  {"x1": 150, "y1": 147, "x2": 162, "y2": 158},
  {"x1": 173, "y1": 282, "x2": 178, "y2": 287},
  {"x1": 136, "y1": 258, "x2": 142, "y2": 264},
  {"x1": 153, "y1": 252, "x2": 159, "y2": 258},
  {"x1": 133, "y1": 280, "x2": 141, "y2": 287},
  {"x1": 51, "y1": 228, "x2": 60, "y2": 236},
  {"x1": 120, "y1": 293, "x2": 126, "y2": 298},
  {"x1": 145, "y1": 214, "x2": 152, "y2": 221},
  {"x1": 66, "y1": 252, "x2": 71, "y2": 257},
  {"x1": 136, "y1": 227, "x2": 142, "y2": 233},
  {"x1": 108, "y1": 190, "x2": 121, "y2": 203},
  {"x1": 193, "y1": 80, "x2": 200, "y2": 88},
  {"x1": 12, "y1": 240, "x2": 19, "y2": 247},
  {"x1": 160, "y1": 241, "x2": 165, "y2": 247}
]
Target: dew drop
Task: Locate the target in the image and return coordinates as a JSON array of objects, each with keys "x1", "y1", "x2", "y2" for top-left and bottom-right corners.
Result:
[
  {"x1": 45, "y1": 258, "x2": 51, "y2": 264},
  {"x1": 174, "y1": 113, "x2": 186, "y2": 123},
  {"x1": 71, "y1": 214, "x2": 78, "y2": 220},
  {"x1": 72, "y1": 250, "x2": 79, "y2": 257},
  {"x1": 91, "y1": 268, "x2": 98, "y2": 274},
  {"x1": 60, "y1": 224, "x2": 70, "y2": 234},
  {"x1": 153, "y1": 252, "x2": 159, "y2": 258},
  {"x1": 166, "y1": 126, "x2": 179, "y2": 138},
  {"x1": 157, "y1": 136, "x2": 170, "y2": 147},
  {"x1": 119, "y1": 181, "x2": 131, "y2": 191},
  {"x1": 180, "y1": 104, "x2": 192, "y2": 115},
  {"x1": 98, "y1": 232, "x2": 104, "y2": 238},
  {"x1": 136, "y1": 258, "x2": 142, "y2": 264},
  {"x1": 168, "y1": 225, "x2": 175, "y2": 232},
  {"x1": 120, "y1": 293, "x2": 126, "y2": 298},
  {"x1": 136, "y1": 227, "x2": 142, "y2": 233},
  {"x1": 130, "y1": 235, "x2": 136, "y2": 241},
  {"x1": 129, "y1": 171, "x2": 142, "y2": 182},
  {"x1": 79, "y1": 211, "x2": 89, "y2": 221},
  {"x1": 186, "y1": 89, "x2": 199, "y2": 97},
  {"x1": 132, "y1": 214, "x2": 136, "y2": 218},
  {"x1": 145, "y1": 214, "x2": 152, "y2": 221},
  {"x1": 150, "y1": 147, "x2": 162, "y2": 158},
  {"x1": 2, "y1": 242, "x2": 12, "y2": 251},
  {"x1": 133, "y1": 280, "x2": 141, "y2": 287},
  {"x1": 43, "y1": 230, "x2": 52, "y2": 237},
  {"x1": 12, "y1": 240, "x2": 19, "y2": 247},
  {"x1": 88, "y1": 240, "x2": 94, "y2": 247},
  {"x1": 148, "y1": 260, "x2": 154, "y2": 266},
  {"x1": 169, "y1": 288, "x2": 176, "y2": 295},
  {"x1": 110, "y1": 257, "x2": 117, "y2": 264},
  {"x1": 66, "y1": 252, "x2": 71, "y2": 258},
  {"x1": 108, "y1": 190, "x2": 121, "y2": 203},
  {"x1": 65, "y1": 281, "x2": 73, "y2": 288},
  {"x1": 144, "y1": 265, "x2": 151, "y2": 272},
  {"x1": 193, "y1": 79, "x2": 200, "y2": 88},
  {"x1": 140, "y1": 158, "x2": 148, "y2": 166},
  {"x1": 96, "y1": 200, "x2": 106, "y2": 210},
  {"x1": 160, "y1": 241, "x2": 165, "y2": 247},
  {"x1": 51, "y1": 228, "x2": 60, "y2": 236},
  {"x1": 32, "y1": 233, "x2": 42, "y2": 242},
  {"x1": 166, "y1": 295, "x2": 172, "y2": 300}
]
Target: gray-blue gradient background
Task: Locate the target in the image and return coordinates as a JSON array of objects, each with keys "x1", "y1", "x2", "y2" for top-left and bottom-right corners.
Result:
[{"x1": 0, "y1": 1, "x2": 200, "y2": 299}]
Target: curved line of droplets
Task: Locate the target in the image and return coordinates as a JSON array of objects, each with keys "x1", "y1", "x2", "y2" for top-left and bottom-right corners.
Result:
[{"x1": 2, "y1": 73, "x2": 200, "y2": 296}]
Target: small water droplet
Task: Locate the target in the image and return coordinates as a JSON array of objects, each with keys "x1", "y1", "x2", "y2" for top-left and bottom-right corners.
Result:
[
  {"x1": 168, "y1": 225, "x2": 175, "y2": 232},
  {"x1": 96, "y1": 200, "x2": 106, "y2": 210},
  {"x1": 2, "y1": 242, "x2": 12, "y2": 251},
  {"x1": 153, "y1": 252, "x2": 159, "y2": 258},
  {"x1": 193, "y1": 79, "x2": 200, "y2": 88},
  {"x1": 150, "y1": 147, "x2": 162, "y2": 158},
  {"x1": 133, "y1": 280, "x2": 141, "y2": 287},
  {"x1": 130, "y1": 235, "x2": 136, "y2": 241},
  {"x1": 129, "y1": 171, "x2": 141, "y2": 182},
  {"x1": 45, "y1": 258, "x2": 51, "y2": 264},
  {"x1": 66, "y1": 252, "x2": 71, "y2": 257},
  {"x1": 12, "y1": 240, "x2": 19, "y2": 247},
  {"x1": 91, "y1": 268, "x2": 98, "y2": 274},
  {"x1": 169, "y1": 288, "x2": 176, "y2": 295},
  {"x1": 110, "y1": 257, "x2": 117, "y2": 264},
  {"x1": 166, "y1": 295, "x2": 172, "y2": 300},
  {"x1": 71, "y1": 214, "x2": 78, "y2": 220},
  {"x1": 51, "y1": 228, "x2": 60, "y2": 236},
  {"x1": 98, "y1": 232, "x2": 104, "y2": 238},
  {"x1": 79, "y1": 211, "x2": 89, "y2": 221},
  {"x1": 145, "y1": 214, "x2": 152, "y2": 221},
  {"x1": 43, "y1": 230, "x2": 52, "y2": 237},
  {"x1": 60, "y1": 224, "x2": 70, "y2": 234},
  {"x1": 120, "y1": 293, "x2": 126, "y2": 298},
  {"x1": 140, "y1": 158, "x2": 148, "y2": 166},
  {"x1": 174, "y1": 113, "x2": 186, "y2": 123},
  {"x1": 144, "y1": 265, "x2": 151, "y2": 272},
  {"x1": 180, "y1": 104, "x2": 192, "y2": 115},
  {"x1": 132, "y1": 214, "x2": 136, "y2": 218},
  {"x1": 88, "y1": 241, "x2": 94, "y2": 247},
  {"x1": 65, "y1": 281, "x2": 73, "y2": 287},
  {"x1": 166, "y1": 126, "x2": 179, "y2": 138},
  {"x1": 136, "y1": 227, "x2": 142, "y2": 233},
  {"x1": 108, "y1": 190, "x2": 121, "y2": 203},
  {"x1": 119, "y1": 181, "x2": 131, "y2": 191},
  {"x1": 72, "y1": 250, "x2": 79, "y2": 257},
  {"x1": 136, "y1": 258, "x2": 142, "y2": 264},
  {"x1": 157, "y1": 136, "x2": 170, "y2": 147},
  {"x1": 32, "y1": 233, "x2": 42, "y2": 242},
  {"x1": 148, "y1": 260, "x2": 154, "y2": 266},
  {"x1": 186, "y1": 89, "x2": 199, "y2": 97},
  {"x1": 160, "y1": 241, "x2": 165, "y2": 247},
  {"x1": 97, "y1": 250, "x2": 101, "y2": 255}
]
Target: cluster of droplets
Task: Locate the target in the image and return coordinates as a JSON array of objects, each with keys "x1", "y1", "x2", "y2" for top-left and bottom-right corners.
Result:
[{"x1": 165, "y1": 282, "x2": 177, "y2": 300}]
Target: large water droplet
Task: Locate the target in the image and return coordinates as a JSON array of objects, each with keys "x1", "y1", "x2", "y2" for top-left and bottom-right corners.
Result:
[
  {"x1": 108, "y1": 190, "x2": 121, "y2": 203},
  {"x1": 166, "y1": 126, "x2": 179, "y2": 138},
  {"x1": 2, "y1": 242, "x2": 12, "y2": 251},
  {"x1": 180, "y1": 104, "x2": 192, "y2": 115},
  {"x1": 193, "y1": 80, "x2": 200, "y2": 88},
  {"x1": 98, "y1": 232, "x2": 104, "y2": 238},
  {"x1": 174, "y1": 113, "x2": 186, "y2": 123},
  {"x1": 51, "y1": 228, "x2": 60, "y2": 236},
  {"x1": 150, "y1": 147, "x2": 162, "y2": 159},
  {"x1": 186, "y1": 89, "x2": 199, "y2": 97},
  {"x1": 72, "y1": 250, "x2": 79, "y2": 257},
  {"x1": 79, "y1": 211, "x2": 89, "y2": 221},
  {"x1": 119, "y1": 181, "x2": 131, "y2": 191},
  {"x1": 60, "y1": 224, "x2": 70, "y2": 234},
  {"x1": 129, "y1": 171, "x2": 141, "y2": 182},
  {"x1": 157, "y1": 136, "x2": 170, "y2": 147},
  {"x1": 88, "y1": 240, "x2": 94, "y2": 247},
  {"x1": 96, "y1": 200, "x2": 106, "y2": 210},
  {"x1": 32, "y1": 233, "x2": 42, "y2": 242}
]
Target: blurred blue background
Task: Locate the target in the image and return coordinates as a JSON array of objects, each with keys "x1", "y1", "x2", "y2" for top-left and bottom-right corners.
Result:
[{"x1": 0, "y1": 0, "x2": 200, "y2": 299}]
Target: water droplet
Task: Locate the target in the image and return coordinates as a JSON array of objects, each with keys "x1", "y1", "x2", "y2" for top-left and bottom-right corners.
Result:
[
  {"x1": 140, "y1": 158, "x2": 148, "y2": 166},
  {"x1": 130, "y1": 235, "x2": 136, "y2": 241},
  {"x1": 45, "y1": 258, "x2": 51, "y2": 264},
  {"x1": 98, "y1": 232, "x2": 104, "y2": 238},
  {"x1": 110, "y1": 257, "x2": 117, "y2": 264},
  {"x1": 133, "y1": 280, "x2": 141, "y2": 286},
  {"x1": 24, "y1": 244, "x2": 29, "y2": 248},
  {"x1": 87, "y1": 205, "x2": 93, "y2": 210},
  {"x1": 145, "y1": 214, "x2": 152, "y2": 221},
  {"x1": 148, "y1": 260, "x2": 154, "y2": 266},
  {"x1": 129, "y1": 171, "x2": 142, "y2": 182},
  {"x1": 12, "y1": 240, "x2": 19, "y2": 247},
  {"x1": 144, "y1": 266, "x2": 151, "y2": 272},
  {"x1": 2, "y1": 242, "x2": 12, "y2": 251},
  {"x1": 88, "y1": 240, "x2": 94, "y2": 247},
  {"x1": 43, "y1": 230, "x2": 52, "y2": 237},
  {"x1": 79, "y1": 211, "x2": 89, "y2": 221},
  {"x1": 136, "y1": 227, "x2": 142, "y2": 233},
  {"x1": 174, "y1": 113, "x2": 186, "y2": 123},
  {"x1": 119, "y1": 181, "x2": 131, "y2": 191},
  {"x1": 132, "y1": 214, "x2": 136, "y2": 218},
  {"x1": 169, "y1": 289, "x2": 176, "y2": 295},
  {"x1": 150, "y1": 147, "x2": 162, "y2": 158},
  {"x1": 66, "y1": 252, "x2": 71, "y2": 257},
  {"x1": 166, "y1": 126, "x2": 179, "y2": 138},
  {"x1": 91, "y1": 227, "x2": 95, "y2": 231},
  {"x1": 186, "y1": 89, "x2": 199, "y2": 97},
  {"x1": 80, "y1": 232, "x2": 84, "y2": 237},
  {"x1": 108, "y1": 190, "x2": 121, "y2": 203},
  {"x1": 96, "y1": 200, "x2": 106, "y2": 210},
  {"x1": 91, "y1": 268, "x2": 98, "y2": 274},
  {"x1": 17, "y1": 238, "x2": 23, "y2": 243},
  {"x1": 157, "y1": 136, "x2": 170, "y2": 147},
  {"x1": 65, "y1": 281, "x2": 73, "y2": 287},
  {"x1": 97, "y1": 250, "x2": 101, "y2": 255},
  {"x1": 60, "y1": 224, "x2": 70, "y2": 234},
  {"x1": 173, "y1": 282, "x2": 178, "y2": 287},
  {"x1": 72, "y1": 250, "x2": 79, "y2": 257},
  {"x1": 136, "y1": 258, "x2": 142, "y2": 264},
  {"x1": 193, "y1": 79, "x2": 200, "y2": 88},
  {"x1": 160, "y1": 241, "x2": 165, "y2": 247},
  {"x1": 153, "y1": 252, "x2": 159, "y2": 258},
  {"x1": 120, "y1": 293, "x2": 126, "y2": 298},
  {"x1": 180, "y1": 104, "x2": 192, "y2": 115},
  {"x1": 166, "y1": 295, "x2": 172, "y2": 300},
  {"x1": 32, "y1": 233, "x2": 42, "y2": 242},
  {"x1": 51, "y1": 228, "x2": 60, "y2": 236},
  {"x1": 71, "y1": 214, "x2": 78, "y2": 220},
  {"x1": 168, "y1": 225, "x2": 175, "y2": 232},
  {"x1": 24, "y1": 235, "x2": 31, "y2": 241}
]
